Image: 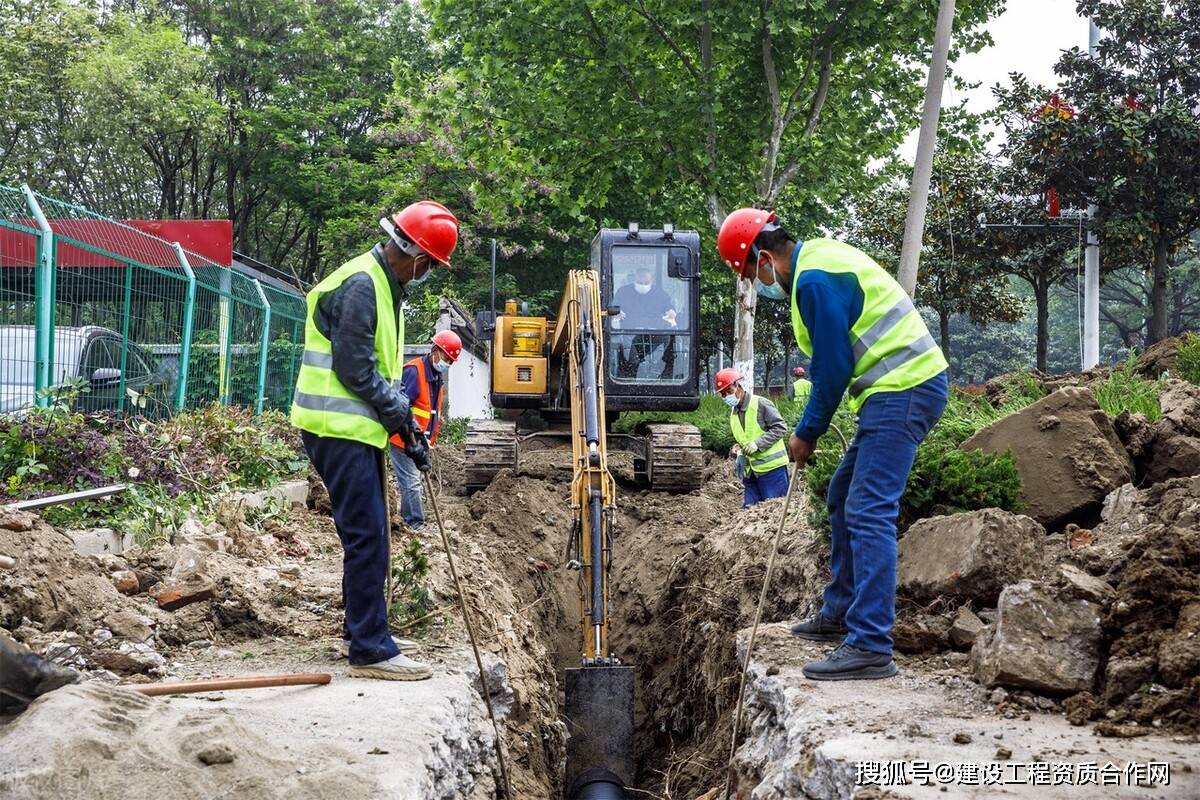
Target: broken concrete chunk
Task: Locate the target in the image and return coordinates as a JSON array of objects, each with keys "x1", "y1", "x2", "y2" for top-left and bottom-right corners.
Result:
[
  {"x1": 970, "y1": 580, "x2": 1102, "y2": 694},
  {"x1": 111, "y1": 570, "x2": 140, "y2": 595},
  {"x1": 961, "y1": 387, "x2": 1132, "y2": 528},
  {"x1": 893, "y1": 613, "x2": 950, "y2": 654},
  {"x1": 105, "y1": 609, "x2": 155, "y2": 643},
  {"x1": 1101, "y1": 656, "x2": 1156, "y2": 705},
  {"x1": 1056, "y1": 563, "x2": 1116, "y2": 605},
  {"x1": 898, "y1": 509, "x2": 1046, "y2": 604},
  {"x1": 949, "y1": 606, "x2": 986, "y2": 650},
  {"x1": 156, "y1": 578, "x2": 216, "y2": 611}
]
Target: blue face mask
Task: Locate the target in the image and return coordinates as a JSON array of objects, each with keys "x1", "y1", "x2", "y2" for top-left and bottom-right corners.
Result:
[
  {"x1": 754, "y1": 278, "x2": 787, "y2": 301},
  {"x1": 433, "y1": 358, "x2": 450, "y2": 374},
  {"x1": 723, "y1": 392, "x2": 739, "y2": 409},
  {"x1": 406, "y1": 256, "x2": 433, "y2": 286}
]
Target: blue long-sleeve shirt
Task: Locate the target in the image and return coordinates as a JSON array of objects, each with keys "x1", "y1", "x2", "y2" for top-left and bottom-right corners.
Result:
[{"x1": 792, "y1": 241, "x2": 863, "y2": 443}]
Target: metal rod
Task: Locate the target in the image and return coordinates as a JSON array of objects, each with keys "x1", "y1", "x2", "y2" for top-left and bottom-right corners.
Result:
[
  {"x1": 129, "y1": 672, "x2": 331, "y2": 696},
  {"x1": 897, "y1": 0, "x2": 957, "y2": 296},
  {"x1": 423, "y1": 473, "x2": 512, "y2": 800},
  {"x1": 723, "y1": 465, "x2": 804, "y2": 800},
  {"x1": 23, "y1": 185, "x2": 53, "y2": 408},
  {"x1": 252, "y1": 278, "x2": 272, "y2": 415},
  {"x1": 172, "y1": 242, "x2": 197, "y2": 412},
  {"x1": 1082, "y1": 19, "x2": 1102, "y2": 371},
  {"x1": 6, "y1": 484, "x2": 128, "y2": 511},
  {"x1": 490, "y1": 238, "x2": 497, "y2": 329}
]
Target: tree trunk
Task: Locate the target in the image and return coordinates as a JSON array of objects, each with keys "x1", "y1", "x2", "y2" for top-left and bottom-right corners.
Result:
[
  {"x1": 1148, "y1": 237, "x2": 1171, "y2": 344},
  {"x1": 1034, "y1": 277, "x2": 1050, "y2": 372},
  {"x1": 734, "y1": 278, "x2": 757, "y2": 392},
  {"x1": 938, "y1": 309, "x2": 951, "y2": 362}
]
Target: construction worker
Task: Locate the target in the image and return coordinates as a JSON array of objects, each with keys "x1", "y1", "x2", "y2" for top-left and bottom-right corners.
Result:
[
  {"x1": 792, "y1": 366, "x2": 812, "y2": 405},
  {"x1": 715, "y1": 367, "x2": 789, "y2": 507},
  {"x1": 291, "y1": 200, "x2": 458, "y2": 681},
  {"x1": 388, "y1": 330, "x2": 462, "y2": 529},
  {"x1": 717, "y1": 209, "x2": 948, "y2": 682}
]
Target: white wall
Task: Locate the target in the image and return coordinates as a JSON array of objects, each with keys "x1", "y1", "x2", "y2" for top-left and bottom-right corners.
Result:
[{"x1": 447, "y1": 350, "x2": 492, "y2": 419}]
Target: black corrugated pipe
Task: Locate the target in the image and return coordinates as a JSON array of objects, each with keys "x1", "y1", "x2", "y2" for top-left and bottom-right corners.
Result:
[{"x1": 568, "y1": 768, "x2": 629, "y2": 800}]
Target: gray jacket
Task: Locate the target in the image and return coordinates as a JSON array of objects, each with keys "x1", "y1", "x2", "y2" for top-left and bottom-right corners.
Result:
[
  {"x1": 733, "y1": 392, "x2": 789, "y2": 452},
  {"x1": 313, "y1": 244, "x2": 412, "y2": 435}
]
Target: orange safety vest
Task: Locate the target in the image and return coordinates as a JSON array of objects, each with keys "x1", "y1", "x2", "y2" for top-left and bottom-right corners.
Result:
[{"x1": 407, "y1": 355, "x2": 444, "y2": 444}]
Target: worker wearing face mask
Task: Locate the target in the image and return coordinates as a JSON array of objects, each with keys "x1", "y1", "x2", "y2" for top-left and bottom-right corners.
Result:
[
  {"x1": 716, "y1": 208, "x2": 948, "y2": 682},
  {"x1": 388, "y1": 330, "x2": 462, "y2": 530},
  {"x1": 292, "y1": 200, "x2": 458, "y2": 681},
  {"x1": 612, "y1": 266, "x2": 679, "y2": 380},
  {"x1": 714, "y1": 367, "x2": 790, "y2": 507}
]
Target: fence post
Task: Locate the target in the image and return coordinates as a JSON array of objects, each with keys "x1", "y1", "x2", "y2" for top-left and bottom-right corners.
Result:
[
  {"x1": 22, "y1": 186, "x2": 53, "y2": 408},
  {"x1": 116, "y1": 259, "x2": 134, "y2": 415},
  {"x1": 171, "y1": 243, "x2": 197, "y2": 412},
  {"x1": 252, "y1": 279, "x2": 271, "y2": 415}
]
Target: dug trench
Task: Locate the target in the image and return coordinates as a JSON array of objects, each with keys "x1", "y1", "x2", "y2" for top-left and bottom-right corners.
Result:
[{"x1": 433, "y1": 451, "x2": 833, "y2": 799}]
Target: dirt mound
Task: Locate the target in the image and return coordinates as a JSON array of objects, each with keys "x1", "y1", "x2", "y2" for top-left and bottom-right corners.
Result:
[
  {"x1": 962, "y1": 387, "x2": 1133, "y2": 529},
  {"x1": 0, "y1": 683, "x2": 375, "y2": 800}
]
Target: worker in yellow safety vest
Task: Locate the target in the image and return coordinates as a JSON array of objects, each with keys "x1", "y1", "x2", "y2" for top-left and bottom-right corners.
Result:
[
  {"x1": 715, "y1": 367, "x2": 790, "y2": 507},
  {"x1": 717, "y1": 208, "x2": 949, "y2": 682},
  {"x1": 291, "y1": 201, "x2": 458, "y2": 682},
  {"x1": 791, "y1": 366, "x2": 812, "y2": 405}
]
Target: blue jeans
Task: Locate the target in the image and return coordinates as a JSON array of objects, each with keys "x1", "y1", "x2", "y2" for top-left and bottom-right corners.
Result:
[
  {"x1": 743, "y1": 464, "x2": 789, "y2": 507},
  {"x1": 820, "y1": 372, "x2": 948, "y2": 655},
  {"x1": 389, "y1": 444, "x2": 425, "y2": 529},
  {"x1": 301, "y1": 432, "x2": 399, "y2": 666}
]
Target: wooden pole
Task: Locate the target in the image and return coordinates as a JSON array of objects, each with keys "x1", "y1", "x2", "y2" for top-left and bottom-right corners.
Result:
[{"x1": 129, "y1": 672, "x2": 331, "y2": 697}]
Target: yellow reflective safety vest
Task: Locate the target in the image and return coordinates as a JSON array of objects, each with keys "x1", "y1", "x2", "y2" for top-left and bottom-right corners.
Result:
[
  {"x1": 789, "y1": 239, "x2": 947, "y2": 412},
  {"x1": 730, "y1": 394, "x2": 789, "y2": 476},
  {"x1": 793, "y1": 377, "x2": 812, "y2": 405},
  {"x1": 290, "y1": 251, "x2": 404, "y2": 448}
]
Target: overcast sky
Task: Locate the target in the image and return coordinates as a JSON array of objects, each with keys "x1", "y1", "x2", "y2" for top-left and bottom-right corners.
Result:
[{"x1": 897, "y1": 0, "x2": 1090, "y2": 160}]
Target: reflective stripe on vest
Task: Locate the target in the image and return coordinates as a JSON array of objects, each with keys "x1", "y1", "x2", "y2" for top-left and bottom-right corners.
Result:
[
  {"x1": 406, "y1": 356, "x2": 444, "y2": 445},
  {"x1": 290, "y1": 251, "x2": 404, "y2": 448},
  {"x1": 788, "y1": 239, "x2": 947, "y2": 412},
  {"x1": 730, "y1": 394, "x2": 789, "y2": 475}
]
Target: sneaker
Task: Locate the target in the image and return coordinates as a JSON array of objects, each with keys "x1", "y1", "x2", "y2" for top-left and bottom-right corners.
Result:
[
  {"x1": 348, "y1": 653, "x2": 433, "y2": 681},
  {"x1": 338, "y1": 637, "x2": 418, "y2": 659},
  {"x1": 802, "y1": 642, "x2": 897, "y2": 681},
  {"x1": 789, "y1": 613, "x2": 849, "y2": 642}
]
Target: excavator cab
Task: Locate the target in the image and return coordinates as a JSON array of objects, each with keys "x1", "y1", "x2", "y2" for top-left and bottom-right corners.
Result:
[
  {"x1": 466, "y1": 224, "x2": 704, "y2": 492},
  {"x1": 592, "y1": 225, "x2": 701, "y2": 413}
]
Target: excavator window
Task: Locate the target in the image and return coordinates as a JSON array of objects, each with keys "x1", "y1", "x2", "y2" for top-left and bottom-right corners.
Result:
[{"x1": 607, "y1": 245, "x2": 690, "y2": 385}]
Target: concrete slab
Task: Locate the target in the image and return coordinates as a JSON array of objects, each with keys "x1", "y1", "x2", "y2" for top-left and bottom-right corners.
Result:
[{"x1": 733, "y1": 624, "x2": 1199, "y2": 800}]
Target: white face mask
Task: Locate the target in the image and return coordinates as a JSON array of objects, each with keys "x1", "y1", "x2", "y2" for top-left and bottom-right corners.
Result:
[
  {"x1": 406, "y1": 256, "x2": 432, "y2": 286},
  {"x1": 634, "y1": 282, "x2": 652, "y2": 295},
  {"x1": 433, "y1": 358, "x2": 450, "y2": 374}
]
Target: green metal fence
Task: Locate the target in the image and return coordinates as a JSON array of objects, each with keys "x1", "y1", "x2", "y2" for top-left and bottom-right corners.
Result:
[{"x1": 0, "y1": 183, "x2": 307, "y2": 417}]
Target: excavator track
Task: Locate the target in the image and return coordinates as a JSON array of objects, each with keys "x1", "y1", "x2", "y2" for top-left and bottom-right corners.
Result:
[
  {"x1": 643, "y1": 422, "x2": 704, "y2": 492},
  {"x1": 464, "y1": 419, "x2": 519, "y2": 491}
]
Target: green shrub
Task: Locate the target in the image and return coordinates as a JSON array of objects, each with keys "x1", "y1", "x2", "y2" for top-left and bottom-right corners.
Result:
[
  {"x1": 389, "y1": 537, "x2": 434, "y2": 628},
  {"x1": 1094, "y1": 356, "x2": 1163, "y2": 421},
  {"x1": 903, "y1": 446, "x2": 1023, "y2": 527},
  {"x1": 1175, "y1": 335, "x2": 1200, "y2": 385},
  {"x1": 438, "y1": 417, "x2": 469, "y2": 446}
]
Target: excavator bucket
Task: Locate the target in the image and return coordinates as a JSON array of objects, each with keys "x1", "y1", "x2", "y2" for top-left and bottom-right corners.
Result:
[{"x1": 564, "y1": 665, "x2": 635, "y2": 800}]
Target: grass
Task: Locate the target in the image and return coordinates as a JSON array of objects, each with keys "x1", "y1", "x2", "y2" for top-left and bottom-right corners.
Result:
[
  {"x1": 1175, "y1": 334, "x2": 1200, "y2": 385},
  {"x1": 1094, "y1": 356, "x2": 1163, "y2": 421}
]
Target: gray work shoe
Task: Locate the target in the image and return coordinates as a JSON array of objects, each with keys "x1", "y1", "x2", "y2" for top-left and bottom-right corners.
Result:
[
  {"x1": 338, "y1": 637, "x2": 418, "y2": 659},
  {"x1": 0, "y1": 634, "x2": 78, "y2": 713},
  {"x1": 802, "y1": 642, "x2": 897, "y2": 681},
  {"x1": 348, "y1": 653, "x2": 433, "y2": 681},
  {"x1": 789, "y1": 613, "x2": 849, "y2": 642}
]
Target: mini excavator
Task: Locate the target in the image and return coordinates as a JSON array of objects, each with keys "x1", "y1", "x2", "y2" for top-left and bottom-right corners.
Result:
[{"x1": 467, "y1": 226, "x2": 703, "y2": 799}]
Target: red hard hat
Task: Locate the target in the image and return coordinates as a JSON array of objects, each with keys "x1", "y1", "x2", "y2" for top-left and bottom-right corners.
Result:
[
  {"x1": 432, "y1": 330, "x2": 463, "y2": 363},
  {"x1": 717, "y1": 208, "x2": 776, "y2": 278},
  {"x1": 792, "y1": 366, "x2": 806, "y2": 377},
  {"x1": 714, "y1": 367, "x2": 741, "y2": 394},
  {"x1": 382, "y1": 200, "x2": 459, "y2": 267}
]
